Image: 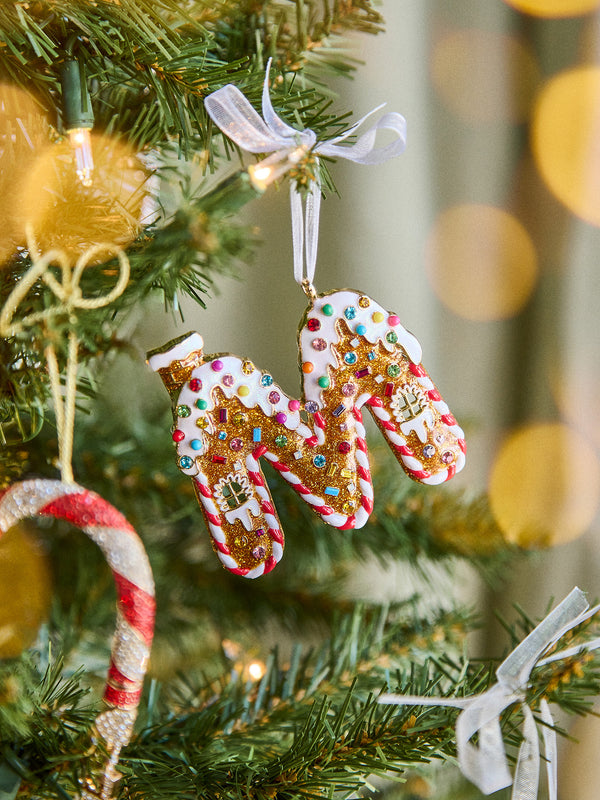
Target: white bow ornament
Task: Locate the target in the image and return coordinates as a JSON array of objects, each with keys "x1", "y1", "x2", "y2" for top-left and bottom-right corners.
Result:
[
  {"x1": 380, "y1": 587, "x2": 600, "y2": 800},
  {"x1": 204, "y1": 59, "x2": 407, "y2": 288}
]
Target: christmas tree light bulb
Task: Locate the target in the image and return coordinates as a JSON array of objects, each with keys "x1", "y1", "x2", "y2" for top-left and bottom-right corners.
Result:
[
  {"x1": 248, "y1": 661, "x2": 266, "y2": 680},
  {"x1": 68, "y1": 127, "x2": 94, "y2": 187}
]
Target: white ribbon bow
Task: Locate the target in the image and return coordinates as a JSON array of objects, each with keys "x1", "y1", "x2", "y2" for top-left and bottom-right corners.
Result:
[
  {"x1": 380, "y1": 587, "x2": 600, "y2": 800},
  {"x1": 204, "y1": 59, "x2": 407, "y2": 289}
]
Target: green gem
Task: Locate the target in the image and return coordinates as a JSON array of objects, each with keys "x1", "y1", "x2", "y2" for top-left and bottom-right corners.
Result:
[
  {"x1": 322, "y1": 303, "x2": 334, "y2": 316},
  {"x1": 386, "y1": 331, "x2": 399, "y2": 344},
  {"x1": 196, "y1": 398, "x2": 208, "y2": 410},
  {"x1": 387, "y1": 364, "x2": 401, "y2": 378},
  {"x1": 177, "y1": 404, "x2": 191, "y2": 417},
  {"x1": 318, "y1": 376, "x2": 330, "y2": 389},
  {"x1": 275, "y1": 434, "x2": 288, "y2": 447}
]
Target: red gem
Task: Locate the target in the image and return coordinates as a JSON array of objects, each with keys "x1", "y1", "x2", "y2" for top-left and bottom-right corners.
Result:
[
  {"x1": 189, "y1": 378, "x2": 201, "y2": 392},
  {"x1": 307, "y1": 318, "x2": 321, "y2": 331},
  {"x1": 172, "y1": 429, "x2": 185, "y2": 442},
  {"x1": 385, "y1": 382, "x2": 394, "y2": 397},
  {"x1": 338, "y1": 441, "x2": 351, "y2": 453}
]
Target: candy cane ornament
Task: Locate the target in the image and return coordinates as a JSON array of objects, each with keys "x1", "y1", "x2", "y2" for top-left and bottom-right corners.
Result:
[
  {"x1": 149, "y1": 289, "x2": 465, "y2": 578},
  {"x1": 0, "y1": 479, "x2": 155, "y2": 800}
]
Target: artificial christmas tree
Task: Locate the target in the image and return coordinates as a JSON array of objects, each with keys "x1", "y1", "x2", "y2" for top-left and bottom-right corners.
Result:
[{"x1": 1, "y1": 3, "x2": 599, "y2": 800}]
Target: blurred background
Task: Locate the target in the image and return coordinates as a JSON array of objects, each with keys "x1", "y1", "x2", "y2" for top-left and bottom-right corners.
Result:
[{"x1": 137, "y1": 1, "x2": 600, "y2": 794}]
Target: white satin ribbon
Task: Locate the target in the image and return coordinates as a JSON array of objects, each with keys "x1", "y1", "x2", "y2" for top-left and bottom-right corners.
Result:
[
  {"x1": 204, "y1": 59, "x2": 407, "y2": 288},
  {"x1": 380, "y1": 587, "x2": 600, "y2": 800}
]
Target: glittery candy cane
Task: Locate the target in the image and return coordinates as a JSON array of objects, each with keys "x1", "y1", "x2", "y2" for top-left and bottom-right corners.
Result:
[
  {"x1": 149, "y1": 289, "x2": 465, "y2": 578},
  {"x1": 0, "y1": 479, "x2": 155, "y2": 800}
]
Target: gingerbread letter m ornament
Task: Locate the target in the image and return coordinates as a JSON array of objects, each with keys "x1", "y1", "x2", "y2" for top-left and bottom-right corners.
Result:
[{"x1": 149, "y1": 289, "x2": 465, "y2": 578}]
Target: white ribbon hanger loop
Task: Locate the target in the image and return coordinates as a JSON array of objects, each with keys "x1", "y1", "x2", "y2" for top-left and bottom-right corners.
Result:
[
  {"x1": 379, "y1": 587, "x2": 600, "y2": 800},
  {"x1": 205, "y1": 59, "x2": 407, "y2": 292}
]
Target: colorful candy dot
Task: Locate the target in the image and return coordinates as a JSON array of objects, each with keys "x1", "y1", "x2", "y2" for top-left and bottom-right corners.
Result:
[
  {"x1": 386, "y1": 330, "x2": 399, "y2": 344},
  {"x1": 238, "y1": 385, "x2": 250, "y2": 397},
  {"x1": 358, "y1": 296, "x2": 370, "y2": 308},
  {"x1": 356, "y1": 324, "x2": 367, "y2": 336},
  {"x1": 388, "y1": 315, "x2": 400, "y2": 327},
  {"x1": 317, "y1": 376, "x2": 330, "y2": 389},
  {"x1": 230, "y1": 438, "x2": 243, "y2": 451},
  {"x1": 189, "y1": 378, "x2": 202, "y2": 392},
  {"x1": 211, "y1": 359, "x2": 223, "y2": 372},
  {"x1": 338, "y1": 441, "x2": 351, "y2": 454},
  {"x1": 344, "y1": 352, "x2": 357, "y2": 365},
  {"x1": 275, "y1": 412, "x2": 287, "y2": 424},
  {"x1": 307, "y1": 318, "x2": 321, "y2": 331},
  {"x1": 322, "y1": 303, "x2": 334, "y2": 316},
  {"x1": 242, "y1": 360, "x2": 254, "y2": 375},
  {"x1": 372, "y1": 311, "x2": 384, "y2": 323},
  {"x1": 179, "y1": 455, "x2": 193, "y2": 469},
  {"x1": 288, "y1": 399, "x2": 301, "y2": 411},
  {"x1": 190, "y1": 439, "x2": 203, "y2": 451},
  {"x1": 196, "y1": 398, "x2": 208, "y2": 410},
  {"x1": 269, "y1": 390, "x2": 281, "y2": 404},
  {"x1": 177, "y1": 404, "x2": 191, "y2": 418},
  {"x1": 222, "y1": 374, "x2": 235, "y2": 387},
  {"x1": 313, "y1": 454, "x2": 326, "y2": 468},
  {"x1": 302, "y1": 362, "x2": 314, "y2": 374},
  {"x1": 275, "y1": 434, "x2": 288, "y2": 447},
  {"x1": 344, "y1": 306, "x2": 357, "y2": 320},
  {"x1": 172, "y1": 429, "x2": 185, "y2": 442},
  {"x1": 387, "y1": 364, "x2": 401, "y2": 378},
  {"x1": 261, "y1": 374, "x2": 274, "y2": 387}
]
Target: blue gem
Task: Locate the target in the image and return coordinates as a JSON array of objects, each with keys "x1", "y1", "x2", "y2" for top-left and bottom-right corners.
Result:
[
  {"x1": 190, "y1": 439, "x2": 203, "y2": 451},
  {"x1": 344, "y1": 352, "x2": 357, "y2": 365},
  {"x1": 333, "y1": 404, "x2": 345, "y2": 417},
  {"x1": 367, "y1": 350, "x2": 376, "y2": 361},
  {"x1": 218, "y1": 431, "x2": 227, "y2": 440},
  {"x1": 344, "y1": 306, "x2": 357, "y2": 320},
  {"x1": 179, "y1": 455, "x2": 194, "y2": 469},
  {"x1": 313, "y1": 454, "x2": 326, "y2": 468},
  {"x1": 253, "y1": 427, "x2": 262, "y2": 442},
  {"x1": 324, "y1": 486, "x2": 340, "y2": 496},
  {"x1": 356, "y1": 323, "x2": 367, "y2": 336},
  {"x1": 261, "y1": 374, "x2": 274, "y2": 387}
]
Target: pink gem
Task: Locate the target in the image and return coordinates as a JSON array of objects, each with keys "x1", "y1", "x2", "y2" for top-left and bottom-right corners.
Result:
[
  {"x1": 252, "y1": 546, "x2": 266, "y2": 560},
  {"x1": 312, "y1": 337, "x2": 327, "y2": 351},
  {"x1": 189, "y1": 378, "x2": 202, "y2": 392},
  {"x1": 441, "y1": 451, "x2": 455, "y2": 464},
  {"x1": 269, "y1": 390, "x2": 281, "y2": 404},
  {"x1": 212, "y1": 359, "x2": 223, "y2": 372},
  {"x1": 288, "y1": 399, "x2": 301, "y2": 411},
  {"x1": 275, "y1": 412, "x2": 287, "y2": 424},
  {"x1": 230, "y1": 438, "x2": 243, "y2": 451},
  {"x1": 307, "y1": 318, "x2": 321, "y2": 332},
  {"x1": 342, "y1": 383, "x2": 356, "y2": 396},
  {"x1": 222, "y1": 374, "x2": 235, "y2": 387},
  {"x1": 172, "y1": 429, "x2": 185, "y2": 442},
  {"x1": 388, "y1": 315, "x2": 400, "y2": 327}
]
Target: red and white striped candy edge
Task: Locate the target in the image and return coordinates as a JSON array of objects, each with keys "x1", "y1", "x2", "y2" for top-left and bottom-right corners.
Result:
[{"x1": 0, "y1": 479, "x2": 155, "y2": 797}]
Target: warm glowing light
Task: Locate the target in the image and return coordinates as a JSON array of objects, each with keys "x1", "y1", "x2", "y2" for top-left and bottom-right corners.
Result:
[
  {"x1": 502, "y1": 0, "x2": 600, "y2": 17},
  {"x1": 0, "y1": 523, "x2": 52, "y2": 658},
  {"x1": 489, "y1": 422, "x2": 600, "y2": 548},
  {"x1": 248, "y1": 145, "x2": 309, "y2": 190},
  {"x1": 248, "y1": 163, "x2": 274, "y2": 190},
  {"x1": 248, "y1": 661, "x2": 266, "y2": 680},
  {"x1": 430, "y1": 30, "x2": 540, "y2": 124},
  {"x1": 532, "y1": 67, "x2": 600, "y2": 226},
  {"x1": 68, "y1": 127, "x2": 94, "y2": 187},
  {"x1": 16, "y1": 132, "x2": 150, "y2": 263},
  {"x1": 425, "y1": 204, "x2": 538, "y2": 321}
]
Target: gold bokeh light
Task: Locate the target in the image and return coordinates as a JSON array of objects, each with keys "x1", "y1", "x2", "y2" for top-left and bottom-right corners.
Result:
[
  {"x1": 489, "y1": 422, "x2": 600, "y2": 548},
  {"x1": 430, "y1": 29, "x2": 540, "y2": 124},
  {"x1": 16, "y1": 132, "x2": 149, "y2": 264},
  {"x1": 503, "y1": 0, "x2": 600, "y2": 17},
  {"x1": 425, "y1": 204, "x2": 538, "y2": 321},
  {"x1": 532, "y1": 66, "x2": 600, "y2": 226}
]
